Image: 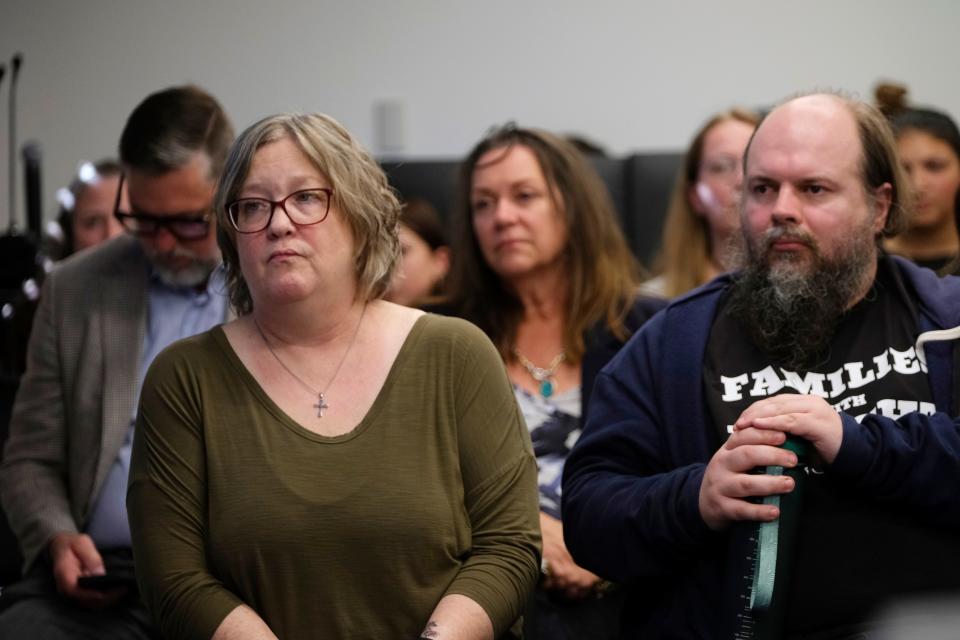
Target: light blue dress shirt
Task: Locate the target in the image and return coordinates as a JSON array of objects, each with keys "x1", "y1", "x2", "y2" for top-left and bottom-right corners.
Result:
[{"x1": 85, "y1": 266, "x2": 228, "y2": 549}]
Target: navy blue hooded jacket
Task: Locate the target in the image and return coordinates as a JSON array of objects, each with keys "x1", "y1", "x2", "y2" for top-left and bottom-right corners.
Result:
[{"x1": 562, "y1": 256, "x2": 960, "y2": 638}]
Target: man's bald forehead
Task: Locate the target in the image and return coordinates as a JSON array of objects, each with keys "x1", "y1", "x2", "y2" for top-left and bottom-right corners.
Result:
[
  {"x1": 772, "y1": 93, "x2": 851, "y2": 116},
  {"x1": 746, "y1": 93, "x2": 860, "y2": 164},
  {"x1": 740, "y1": 90, "x2": 906, "y2": 238}
]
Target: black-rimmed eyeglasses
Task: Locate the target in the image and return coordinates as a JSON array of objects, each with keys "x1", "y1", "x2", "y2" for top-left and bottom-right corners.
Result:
[
  {"x1": 226, "y1": 188, "x2": 334, "y2": 234},
  {"x1": 113, "y1": 173, "x2": 213, "y2": 241}
]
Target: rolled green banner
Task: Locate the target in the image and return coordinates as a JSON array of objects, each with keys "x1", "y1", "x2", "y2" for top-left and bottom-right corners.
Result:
[{"x1": 750, "y1": 437, "x2": 810, "y2": 612}]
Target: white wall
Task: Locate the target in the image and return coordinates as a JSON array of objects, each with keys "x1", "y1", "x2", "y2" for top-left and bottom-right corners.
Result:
[{"x1": 1, "y1": 0, "x2": 958, "y2": 229}]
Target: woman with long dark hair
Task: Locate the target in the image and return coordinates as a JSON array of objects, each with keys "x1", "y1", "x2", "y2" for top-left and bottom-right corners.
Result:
[{"x1": 446, "y1": 124, "x2": 663, "y2": 639}]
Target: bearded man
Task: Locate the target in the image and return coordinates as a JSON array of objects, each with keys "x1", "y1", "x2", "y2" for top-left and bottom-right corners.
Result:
[
  {"x1": 0, "y1": 85, "x2": 233, "y2": 639},
  {"x1": 562, "y1": 93, "x2": 960, "y2": 639}
]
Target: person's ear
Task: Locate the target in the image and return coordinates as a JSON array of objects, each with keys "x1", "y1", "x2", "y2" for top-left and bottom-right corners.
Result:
[
  {"x1": 872, "y1": 182, "x2": 893, "y2": 234},
  {"x1": 432, "y1": 246, "x2": 451, "y2": 281}
]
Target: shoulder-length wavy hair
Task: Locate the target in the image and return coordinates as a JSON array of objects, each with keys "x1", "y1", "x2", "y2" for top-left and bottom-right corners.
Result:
[
  {"x1": 214, "y1": 113, "x2": 401, "y2": 315},
  {"x1": 654, "y1": 108, "x2": 760, "y2": 298},
  {"x1": 446, "y1": 124, "x2": 641, "y2": 364}
]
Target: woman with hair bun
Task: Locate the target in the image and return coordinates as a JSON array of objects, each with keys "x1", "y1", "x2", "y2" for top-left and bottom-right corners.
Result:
[{"x1": 885, "y1": 107, "x2": 960, "y2": 271}]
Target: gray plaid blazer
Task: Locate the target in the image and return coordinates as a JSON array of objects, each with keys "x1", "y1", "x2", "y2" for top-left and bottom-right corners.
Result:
[{"x1": 1, "y1": 235, "x2": 149, "y2": 572}]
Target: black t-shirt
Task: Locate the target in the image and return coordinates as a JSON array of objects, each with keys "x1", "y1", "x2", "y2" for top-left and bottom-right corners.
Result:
[{"x1": 703, "y1": 258, "x2": 960, "y2": 636}]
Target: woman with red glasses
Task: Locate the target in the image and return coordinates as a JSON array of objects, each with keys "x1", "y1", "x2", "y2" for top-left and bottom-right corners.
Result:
[{"x1": 127, "y1": 113, "x2": 540, "y2": 640}]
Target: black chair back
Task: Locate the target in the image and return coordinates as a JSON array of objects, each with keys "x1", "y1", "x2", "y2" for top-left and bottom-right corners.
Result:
[{"x1": 380, "y1": 151, "x2": 684, "y2": 269}]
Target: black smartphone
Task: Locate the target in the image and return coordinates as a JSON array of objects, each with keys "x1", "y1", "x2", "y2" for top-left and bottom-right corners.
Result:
[
  {"x1": 75, "y1": 548, "x2": 138, "y2": 591},
  {"x1": 77, "y1": 570, "x2": 136, "y2": 591}
]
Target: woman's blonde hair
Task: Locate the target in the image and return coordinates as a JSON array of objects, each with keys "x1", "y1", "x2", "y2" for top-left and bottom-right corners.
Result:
[
  {"x1": 214, "y1": 113, "x2": 401, "y2": 314},
  {"x1": 447, "y1": 124, "x2": 641, "y2": 364},
  {"x1": 654, "y1": 108, "x2": 760, "y2": 298}
]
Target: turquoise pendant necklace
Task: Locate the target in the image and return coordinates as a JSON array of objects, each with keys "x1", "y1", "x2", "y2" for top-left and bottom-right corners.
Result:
[{"x1": 513, "y1": 349, "x2": 566, "y2": 398}]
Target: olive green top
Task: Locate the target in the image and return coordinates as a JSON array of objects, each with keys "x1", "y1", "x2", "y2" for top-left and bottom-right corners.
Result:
[{"x1": 127, "y1": 314, "x2": 541, "y2": 640}]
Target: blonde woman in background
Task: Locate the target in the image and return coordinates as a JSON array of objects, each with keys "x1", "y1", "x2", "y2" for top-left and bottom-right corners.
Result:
[{"x1": 642, "y1": 108, "x2": 760, "y2": 298}]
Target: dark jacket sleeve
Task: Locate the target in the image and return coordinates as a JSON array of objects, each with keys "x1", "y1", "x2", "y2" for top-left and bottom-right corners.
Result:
[
  {"x1": 837, "y1": 257, "x2": 960, "y2": 528},
  {"x1": 830, "y1": 410, "x2": 960, "y2": 529},
  {"x1": 562, "y1": 312, "x2": 716, "y2": 582}
]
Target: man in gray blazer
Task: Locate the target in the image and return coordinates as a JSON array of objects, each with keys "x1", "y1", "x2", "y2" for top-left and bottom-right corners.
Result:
[{"x1": 0, "y1": 85, "x2": 233, "y2": 638}]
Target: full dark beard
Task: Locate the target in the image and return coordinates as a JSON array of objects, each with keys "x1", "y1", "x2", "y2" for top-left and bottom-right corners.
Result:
[{"x1": 727, "y1": 225, "x2": 875, "y2": 372}]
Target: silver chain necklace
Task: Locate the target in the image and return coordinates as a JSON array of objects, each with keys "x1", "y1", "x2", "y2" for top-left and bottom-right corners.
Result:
[
  {"x1": 513, "y1": 349, "x2": 566, "y2": 398},
  {"x1": 253, "y1": 304, "x2": 367, "y2": 418}
]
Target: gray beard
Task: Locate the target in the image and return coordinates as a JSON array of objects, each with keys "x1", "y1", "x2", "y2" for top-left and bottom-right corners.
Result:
[
  {"x1": 146, "y1": 250, "x2": 221, "y2": 288},
  {"x1": 726, "y1": 224, "x2": 876, "y2": 372},
  {"x1": 151, "y1": 260, "x2": 218, "y2": 288}
]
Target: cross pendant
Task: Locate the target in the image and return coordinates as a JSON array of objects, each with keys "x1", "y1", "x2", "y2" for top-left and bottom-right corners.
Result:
[{"x1": 314, "y1": 392, "x2": 330, "y2": 418}]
